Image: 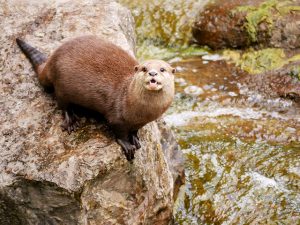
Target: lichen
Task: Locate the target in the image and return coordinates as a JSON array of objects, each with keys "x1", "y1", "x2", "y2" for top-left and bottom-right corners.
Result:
[{"x1": 233, "y1": 0, "x2": 300, "y2": 42}]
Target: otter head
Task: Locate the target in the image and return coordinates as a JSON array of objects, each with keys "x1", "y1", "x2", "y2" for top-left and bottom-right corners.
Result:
[{"x1": 134, "y1": 60, "x2": 176, "y2": 92}]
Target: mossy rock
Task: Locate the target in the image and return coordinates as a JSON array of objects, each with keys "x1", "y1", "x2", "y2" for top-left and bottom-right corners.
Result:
[
  {"x1": 223, "y1": 48, "x2": 300, "y2": 75},
  {"x1": 193, "y1": 0, "x2": 300, "y2": 49}
]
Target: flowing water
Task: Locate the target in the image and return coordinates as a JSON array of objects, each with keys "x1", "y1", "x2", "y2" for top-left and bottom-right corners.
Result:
[
  {"x1": 169, "y1": 57, "x2": 300, "y2": 224},
  {"x1": 120, "y1": 0, "x2": 300, "y2": 224}
]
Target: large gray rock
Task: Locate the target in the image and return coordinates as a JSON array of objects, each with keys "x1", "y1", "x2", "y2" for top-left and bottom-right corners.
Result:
[{"x1": 0, "y1": 0, "x2": 184, "y2": 224}]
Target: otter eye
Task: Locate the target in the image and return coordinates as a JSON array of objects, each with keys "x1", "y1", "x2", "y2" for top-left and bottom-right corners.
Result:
[
  {"x1": 142, "y1": 67, "x2": 147, "y2": 72},
  {"x1": 160, "y1": 68, "x2": 165, "y2": 72}
]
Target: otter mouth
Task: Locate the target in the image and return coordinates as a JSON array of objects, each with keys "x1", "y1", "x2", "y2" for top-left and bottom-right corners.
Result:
[
  {"x1": 150, "y1": 78, "x2": 160, "y2": 84},
  {"x1": 145, "y1": 78, "x2": 162, "y2": 91}
]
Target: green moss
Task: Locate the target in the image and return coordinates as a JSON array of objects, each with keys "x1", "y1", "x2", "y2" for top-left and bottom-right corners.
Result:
[
  {"x1": 276, "y1": 4, "x2": 300, "y2": 14},
  {"x1": 119, "y1": 0, "x2": 211, "y2": 60},
  {"x1": 137, "y1": 41, "x2": 209, "y2": 61},
  {"x1": 223, "y1": 48, "x2": 285, "y2": 74},
  {"x1": 223, "y1": 48, "x2": 300, "y2": 74},
  {"x1": 289, "y1": 54, "x2": 300, "y2": 62},
  {"x1": 233, "y1": 0, "x2": 300, "y2": 42},
  {"x1": 120, "y1": 0, "x2": 203, "y2": 46},
  {"x1": 240, "y1": 48, "x2": 286, "y2": 74},
  {"x1": 289, "y1": 65, "x2": 300, "y2": 79}
]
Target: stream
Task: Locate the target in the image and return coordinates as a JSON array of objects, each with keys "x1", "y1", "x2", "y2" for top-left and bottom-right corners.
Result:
[
  {"x1": 168, "y1": 57, "x2": 300, "y2": 224},
  {"x1": 120, "y1": 0, "x2": 300, "y2": 224}
]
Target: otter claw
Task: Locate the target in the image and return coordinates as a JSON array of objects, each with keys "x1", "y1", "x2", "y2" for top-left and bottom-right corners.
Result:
[
  {"x1": 117, "y1": 139, "x2": 137, "y2": 161},
  {"x1": 61, "y1": 110, "x2": 80, "y2": 134},
  {"x1": 132, "y1": 136, "x2": 141, "y2": 149},
  {"x1": 124, "y1": 145, "x2": 136, "y2": 161},
  {"x1": 129, "y1": 133, "x2": 141, "y2": 149}
]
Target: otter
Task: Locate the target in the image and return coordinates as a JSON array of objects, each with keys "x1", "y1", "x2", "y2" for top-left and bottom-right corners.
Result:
[{"x1": 16, "y1": 35, "x2": 175, "y2": 161}]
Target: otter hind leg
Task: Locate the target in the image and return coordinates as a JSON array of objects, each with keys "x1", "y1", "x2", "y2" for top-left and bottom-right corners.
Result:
[{"x1": 117, "y1": 138, "x2": 136, "y2": 162}]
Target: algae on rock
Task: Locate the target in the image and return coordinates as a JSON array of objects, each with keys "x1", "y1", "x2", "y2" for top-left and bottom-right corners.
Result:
[
  {"x1": 119, "y1": 0, "x2": 211, "y2": 60},
  {"x1": 233, "y1": 0, "x2": 300, "y2": 42},
  {"x1": 193, "y1": 0, "x2": 300, "y2": 49},
  {"x1": 223, "y1": 48, "x2": 300, "y2": 75}
]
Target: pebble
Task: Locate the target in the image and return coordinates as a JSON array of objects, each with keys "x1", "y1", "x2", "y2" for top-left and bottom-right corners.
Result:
[
  {"x1": 228, "y1": 92, "x2": 238, "y2": 97},
  {"x1": 285, "y1": 127, "x2": 296, "y2": 133},
  {"x1": 202, "y1": 54, "x2": 223, "y2": 61},
  {"x1": 168, "y1": 57, "x2": 182, "y2": 63},
  {"x1": 184, "y1": 85, "x2": 204, "y2": 97},
  {"x1": 175, "y1": 77, "x2": 187, "y2": 86},
  {"x1": 175, "y1": 66, "x2": 184, "y2": 72},
  {"x1": 203, "y1": 84, "x2": 213, "y2": 90}
]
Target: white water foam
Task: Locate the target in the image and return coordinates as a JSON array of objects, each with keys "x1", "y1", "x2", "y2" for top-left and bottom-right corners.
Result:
[
  {"x1": 247, "y1": 171, "x2": 278, "y2": 188},
  {"x1": 202, "y1": 54, "x2": 224, "y2": 61},
  {"x1": 165, "y1": 106, "x2": 296, "y2": 127}
]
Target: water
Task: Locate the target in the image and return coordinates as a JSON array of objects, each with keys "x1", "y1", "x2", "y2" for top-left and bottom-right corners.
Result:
[
  {"x1": 119, "y1": 1, "x2": 300, "y2": 224},
  {"x1": 168, "y1": 57, "x2": 300, "y2": 224}
]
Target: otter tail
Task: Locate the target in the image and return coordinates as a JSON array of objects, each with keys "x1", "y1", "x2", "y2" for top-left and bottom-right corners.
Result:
[
  {"x1": 16, "y1": 38, "x2": 47, "y2": 73},
  {"x1": 16, "y1": 38, "x2": 53, "y2": 91}
]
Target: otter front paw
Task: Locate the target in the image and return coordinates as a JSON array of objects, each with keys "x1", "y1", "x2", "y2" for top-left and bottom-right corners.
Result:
[{"x1": 117, "y1": 139, "x2": 137, "y2": 161}]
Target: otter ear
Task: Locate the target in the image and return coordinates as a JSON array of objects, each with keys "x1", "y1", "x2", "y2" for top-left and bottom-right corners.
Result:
[
  {"x1": 134, "y1": 65, "x2": 139, "y2": 72},
  {"x1": 172, "y1": 68, "x2": 176, "y2": 74}
]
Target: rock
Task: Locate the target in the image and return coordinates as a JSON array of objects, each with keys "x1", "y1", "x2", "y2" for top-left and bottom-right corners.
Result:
[
  {"x1": 184, "y1": 85, "x2": 204, "y2": 97},
  {"x1": 0, "y1": 0, "x2": 184, "y2": 224},
  {"x1": 242, "y1": 61, "x2": 300, "y2": 101},
  {"x1": 120, "y1": 0, "x2": 211, "y2": 47},
  {"x1": 192, "y1": 0, "x2": 300, "y2": 49}
]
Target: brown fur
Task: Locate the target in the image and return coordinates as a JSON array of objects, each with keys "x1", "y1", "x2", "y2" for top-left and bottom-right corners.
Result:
[{"x1": 17, "y1": 35, "x2": 175, "y2": 160}]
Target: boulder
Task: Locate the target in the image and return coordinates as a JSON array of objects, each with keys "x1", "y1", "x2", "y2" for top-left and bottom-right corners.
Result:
[
  {"x1": 242, "y1": 60, "x2": 300, "y2": 101},
  {"x1": 192, "y1": 0, "x2": 300, "y2": 49},
  {"x1": 0, "y1": 0, "x2": 184, "y2": 224}
]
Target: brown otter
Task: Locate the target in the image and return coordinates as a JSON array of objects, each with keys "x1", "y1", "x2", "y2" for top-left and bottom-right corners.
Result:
[{"x1": 16, "y1": 35, "x2": 175, "y2": 161}]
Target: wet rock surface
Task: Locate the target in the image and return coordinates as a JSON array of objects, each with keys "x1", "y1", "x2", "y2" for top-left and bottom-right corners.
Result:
[
  {"x1": 0, "y1": 0, "x2": 184, "y2": 224},
  {"x1": 193, "y1": 0, "x2": 300, "y2": 49}
]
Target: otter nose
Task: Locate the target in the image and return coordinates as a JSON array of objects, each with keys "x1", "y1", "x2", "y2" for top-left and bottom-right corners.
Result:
[{"x1": 149, "y1": 71, "x2": 157, "y2": 77}]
